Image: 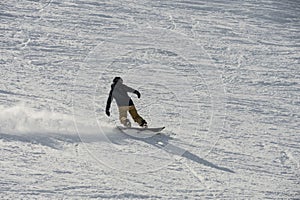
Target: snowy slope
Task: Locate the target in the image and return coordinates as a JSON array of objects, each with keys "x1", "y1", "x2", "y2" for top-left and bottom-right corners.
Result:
[{"x1": 1, "y1": 0, "x2": 299, "y2": 199}]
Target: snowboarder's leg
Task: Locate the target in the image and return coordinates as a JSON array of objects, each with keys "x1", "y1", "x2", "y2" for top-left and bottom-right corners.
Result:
[
  {"x1": 128, "y1": 106, "x2": 147, "y2": 127},
  {"x1": 118, "y1": 106, "x2": 131, "y2": 127}
]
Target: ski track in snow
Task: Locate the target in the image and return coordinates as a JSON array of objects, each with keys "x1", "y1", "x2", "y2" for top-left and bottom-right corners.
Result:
[{"x1": 1, "y1": 0, "x2": 299, "y2": 199}]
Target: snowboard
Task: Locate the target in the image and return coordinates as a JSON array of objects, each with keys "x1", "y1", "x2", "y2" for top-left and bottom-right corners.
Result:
[
  {"x1": 117, "y1": 126, "x2": 165, "y2": 132},
  {"x1": 117, "y1": 126, "x2": 169, "y2": 141}
]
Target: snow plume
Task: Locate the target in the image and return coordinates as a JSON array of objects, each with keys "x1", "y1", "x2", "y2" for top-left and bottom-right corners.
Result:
[
  {"x1": 0, "y1": 104, "x2": 76, "y2": 135},
  {"x1": 0, "y1": 104, "x2": 115, "y2": 148}
]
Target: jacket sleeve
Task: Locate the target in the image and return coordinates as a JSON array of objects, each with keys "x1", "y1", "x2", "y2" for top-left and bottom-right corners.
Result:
[
  {"x1": 123, "y1": 84, "x2": 135, "y2": 93},
  {"x1": 105, "y1": 89, "x2": 113, "y2": 111}
]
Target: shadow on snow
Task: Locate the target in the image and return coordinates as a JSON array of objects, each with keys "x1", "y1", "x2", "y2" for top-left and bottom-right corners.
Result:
[
  {"x1": 0, "y1": 129, "x2": 235, "y2": 173},
  {"x1": 121, "y1": 130, "x2": 235, "y2": 173}
]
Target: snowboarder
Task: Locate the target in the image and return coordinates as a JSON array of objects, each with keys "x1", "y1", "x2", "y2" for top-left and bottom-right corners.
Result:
[{"x1": 105, "y1": 77, "x2": 148, "y2": 128}]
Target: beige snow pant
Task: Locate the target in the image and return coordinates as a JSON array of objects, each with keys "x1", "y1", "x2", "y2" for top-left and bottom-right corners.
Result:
[{"x1": 118, "y1": 106, "x2": 144, "y2": 126}]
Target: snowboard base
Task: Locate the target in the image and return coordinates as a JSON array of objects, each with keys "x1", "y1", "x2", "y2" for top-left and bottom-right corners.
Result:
[
  {"x1": 117, "y1": 126, "x2": 165, "y2": 138},
  {"x1": 117, "y1": 126, "x2": 165, "y2": 132}
]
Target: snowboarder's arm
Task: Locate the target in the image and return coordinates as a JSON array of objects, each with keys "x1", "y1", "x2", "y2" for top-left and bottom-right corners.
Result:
[
  {"x1": 105, "y1": 89, "x2": 113, "y2": 116},
  {"x1": 123, "y1": 84, "x2": 141, "y2": 98},
  {"x1": 123, "y1": 84, "x2": 135, "y2": 93}
]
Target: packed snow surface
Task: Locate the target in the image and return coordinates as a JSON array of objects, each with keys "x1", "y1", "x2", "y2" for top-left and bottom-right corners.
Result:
[{"x1": 1, "y1": 0, "x2": 299, "y2": 199}]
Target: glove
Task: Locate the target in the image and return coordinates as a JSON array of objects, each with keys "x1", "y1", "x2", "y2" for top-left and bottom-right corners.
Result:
[
  {"x1": 106, "y1": 109, "x2": 110, "y2": 117},
  {"x1": 134, "y1": 90, "x2": 141, "y2": 98}
]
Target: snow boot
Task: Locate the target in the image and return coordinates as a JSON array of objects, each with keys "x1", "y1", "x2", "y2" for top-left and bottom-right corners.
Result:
[
  {"x1": 140, "y1": 119, "x2": 148, "y2": 128},
  {"x1": 124, "y1": 119, "x2": 131, "y2": 128}
]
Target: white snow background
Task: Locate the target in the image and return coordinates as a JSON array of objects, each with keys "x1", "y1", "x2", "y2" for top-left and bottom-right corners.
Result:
[{"x1": 0, "y1": 0, "x2": 299, "y2": 199}]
